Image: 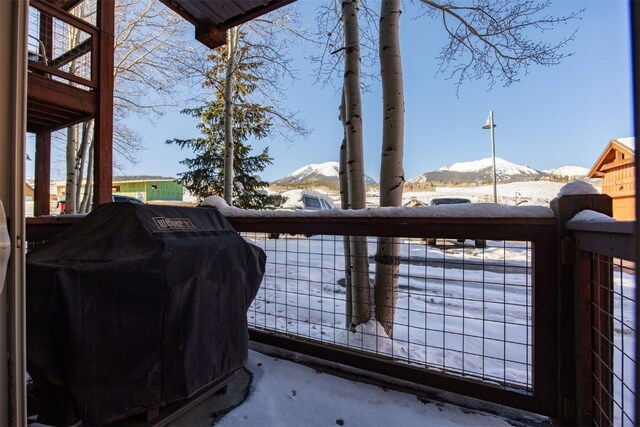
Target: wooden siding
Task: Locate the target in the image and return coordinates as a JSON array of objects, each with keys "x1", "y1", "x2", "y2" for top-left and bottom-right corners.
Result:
[{"x1": 589, "y1": 140, "x2": 635, "y2": 220}]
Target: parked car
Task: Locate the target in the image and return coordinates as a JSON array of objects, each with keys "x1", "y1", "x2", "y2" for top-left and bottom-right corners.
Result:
[
  {"x1": 57, "y1": 195, "x2": 144, "y2": 214},
  {"x1": 112, "y1": 194, "x2": 144, "y2": 204},
  {"x1": 278, "y1": 189, "x2": 336, "y2": 211},
  {"x1": 270, "y1": 190, "x2": 335, "y2": 239},
  {"x1": 426, "y1": 198, "x2": 486, "y2": 248}
]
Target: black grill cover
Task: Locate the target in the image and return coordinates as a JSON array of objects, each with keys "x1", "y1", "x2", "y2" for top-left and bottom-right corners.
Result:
[{"x1": 27, "y1": 203, "x2": 265, "y2": 425}]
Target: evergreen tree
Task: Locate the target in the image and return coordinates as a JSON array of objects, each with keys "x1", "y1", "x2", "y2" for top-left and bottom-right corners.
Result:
[{"x1": 167, "y1": 32, "x2": 280, "y2": 210}]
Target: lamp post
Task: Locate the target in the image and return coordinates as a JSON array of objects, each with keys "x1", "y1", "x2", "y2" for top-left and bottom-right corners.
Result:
[{"x1": 482, "y1": 110, "x2": 497, "y2": 203}]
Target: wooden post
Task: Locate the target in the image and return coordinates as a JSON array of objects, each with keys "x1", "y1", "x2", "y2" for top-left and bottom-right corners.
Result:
[
  {"x1": 550, "y1": 193, "x2": 612, "y2": 426},
  {"x1": 93, "y1": 0, "x2": 114, "y2": 207},
  {"x1": 34, "y1": 133, "x2": 51, "y2": 216}
]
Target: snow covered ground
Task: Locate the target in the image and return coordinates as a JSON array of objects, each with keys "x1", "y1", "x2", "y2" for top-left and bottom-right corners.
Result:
[
  {"x1": 401, "y1": 180, "x2": 590, "y2": 207},
  {"x1": 216, "y1": 349, "x2": 544, "y2": 427}
]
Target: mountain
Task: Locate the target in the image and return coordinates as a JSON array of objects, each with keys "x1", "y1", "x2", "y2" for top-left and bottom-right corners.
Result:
[
  {"x1": 273, "y1": 161, "x2": 376, "y2": 186},
  {"x1": 409, "y1": 157, "x2": 544, "y2": 185},
  {"x1": 543, "y1": 166, "x2": 590, "y2": 178}
]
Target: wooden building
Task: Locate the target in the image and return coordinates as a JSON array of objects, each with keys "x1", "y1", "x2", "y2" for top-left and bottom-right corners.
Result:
[{"x1": 588, "y1": 137, "x2": 636, "y2": 220}]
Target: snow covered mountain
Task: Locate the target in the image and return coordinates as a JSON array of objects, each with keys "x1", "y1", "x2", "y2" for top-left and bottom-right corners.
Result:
[
  {"x1": 273, "y1": 161, "x2": 376, "y2": 186},
  {"x1": 409, "y1": 157, "x2": 544, "y2": 185},
  {"x1": 543, "y1": 166, "x2": 590, "y2": 178}
]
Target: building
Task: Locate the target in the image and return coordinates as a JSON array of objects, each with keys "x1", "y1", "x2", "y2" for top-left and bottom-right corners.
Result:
[
  {"x1": 588, "y1": 137, "x2": 636, "y2": 220},
  {"x1": 55, "y1": 179, "x2": 183, "y2": 203},
  {"x1": 111, "y1": 179, "x2": 183, "y2": 202}
]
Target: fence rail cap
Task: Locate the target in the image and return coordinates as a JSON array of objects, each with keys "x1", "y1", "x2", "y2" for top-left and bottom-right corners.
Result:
[{"x1": 217, "y1": 204, "x2": 555, "y2": 219}]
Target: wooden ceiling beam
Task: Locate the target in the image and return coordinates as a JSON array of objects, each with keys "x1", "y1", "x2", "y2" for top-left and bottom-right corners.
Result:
[
  {"x1": 28, "y1": 73, "x2": 96, "y2": 115},
  {"x1": 195, "y1": 24, "x2": 226, "y2": 49},
  {"x1": 160, "y1": 0, "x2": 296, "y2": 48}
]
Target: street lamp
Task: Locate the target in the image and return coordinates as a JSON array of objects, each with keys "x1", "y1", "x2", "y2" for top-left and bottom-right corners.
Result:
[{"x1": 482, "y1": 110, "x2": 497, "y2": 203}]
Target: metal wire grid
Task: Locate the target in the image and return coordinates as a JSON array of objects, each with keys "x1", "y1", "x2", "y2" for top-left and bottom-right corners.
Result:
[
  {"x1": 590, "y1": 255, "x2": 636, "y2": 427},
  {"x1": 244, "y1": 233, "x2": 533, "y2": 391},
  {"x1": 28, "y1": 5, "x2": 93, "y2": 84}
]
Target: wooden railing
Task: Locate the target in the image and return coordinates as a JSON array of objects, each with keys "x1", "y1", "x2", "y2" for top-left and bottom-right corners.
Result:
[
  {"x1": 26, "y1": 196, "x2": 634, "y2": 424},
  {"x1": 567, "y1": 219, "x2": 636, "y2": 426},
  {"x1": 28, "y1": 0, "x2": 98, "y2": 90}
]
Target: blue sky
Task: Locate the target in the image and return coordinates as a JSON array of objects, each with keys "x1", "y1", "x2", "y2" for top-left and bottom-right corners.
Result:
[{"x1": 120, "y1": 0, "x2": 633, "y2": 183}]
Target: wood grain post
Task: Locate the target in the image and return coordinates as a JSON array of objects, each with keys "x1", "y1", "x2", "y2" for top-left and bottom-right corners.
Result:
[
  {"x1": 34, "y1": 133, "x2": 51, "y2": 216},
  {"x1": 550, "y1": 193, "x2": 612, "y2": 425},
  {"x1": 93, "y1": 0, "x2": 114, "y2": 207}
]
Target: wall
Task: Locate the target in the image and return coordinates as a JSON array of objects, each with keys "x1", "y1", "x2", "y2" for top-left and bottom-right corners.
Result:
[{"x1": 0, "y1": 0, "x2": 28, "y2": 425}]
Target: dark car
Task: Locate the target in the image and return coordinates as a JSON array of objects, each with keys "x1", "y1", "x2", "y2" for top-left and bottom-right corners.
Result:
[
  {"x1": 57, "y1": 195, "x2": 144, "y2": 214},
  {"x1": 112, "y1": 195, "x2": 144, "y2": 204},
  {"x1": 427, "y1": 198, "x2": 486, "y2": 248}
]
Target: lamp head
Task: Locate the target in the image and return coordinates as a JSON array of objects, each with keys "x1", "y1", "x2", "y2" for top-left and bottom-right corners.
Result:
[{"x1": 482, "y1": 118, "x2": 496, "y2": 129}]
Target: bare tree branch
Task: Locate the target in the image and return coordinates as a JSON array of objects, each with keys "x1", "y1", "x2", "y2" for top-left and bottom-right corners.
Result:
[{"x1": 416, "y1": 0, "x2": 582, "y2": 92}]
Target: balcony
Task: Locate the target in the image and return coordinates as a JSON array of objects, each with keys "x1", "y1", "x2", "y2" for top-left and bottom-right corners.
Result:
[
  {"x1": 27, "y1": 0, "x2": 98, "y2": 134},
  {"x1": 25, "y1": 193, "x2": 637, "y2": 425}
]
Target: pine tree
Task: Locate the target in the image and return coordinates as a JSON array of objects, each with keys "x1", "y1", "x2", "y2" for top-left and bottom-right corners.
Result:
[{"x1": 167, "y1": 32, "x2": 280, "y2": 210}]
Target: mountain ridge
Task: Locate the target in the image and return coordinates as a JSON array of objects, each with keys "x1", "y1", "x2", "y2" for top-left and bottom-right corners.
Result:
[
  {"x1": 273, "y1": 161, "x2": 377, "y2": 186},
  {"x1": 272, "y1": 158, "x2": 589, "y2": 187}
]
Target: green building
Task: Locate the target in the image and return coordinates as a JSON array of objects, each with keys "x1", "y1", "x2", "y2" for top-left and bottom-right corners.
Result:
[{"x1": 112, "y1": 179, "x2": 183, "y2": 202}]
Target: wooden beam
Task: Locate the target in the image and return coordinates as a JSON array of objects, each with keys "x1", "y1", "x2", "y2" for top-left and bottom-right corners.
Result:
[
  {"x1": 93, "y1": 0, "x2": 114, "y2": 206},
  {"x1": 28, "y1": 73, "x2": 96, "y2": 114},
  {"x1": 195, "y1": 24, "x2": 226, "y2": 48},
  {"x1": 34, "y1": 133, "x2": 51, "y2": 216},
  {"x1": 49, "y1": 38, "x2": 92, "y2": 69},
  {"x1": 28, "y1": 61, "x2": 97, "y2": 89}
]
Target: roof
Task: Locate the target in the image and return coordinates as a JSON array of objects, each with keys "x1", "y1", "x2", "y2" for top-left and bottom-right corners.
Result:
[
  {"x1": 616, "y1": 137, "x2": 635, "y2": 151},
  {"x1": 588, "y1": 137, "x2": 636, "y2": 177},
  {"x1": 159, "y1": 0, "x2": 296, "y2": 48}
]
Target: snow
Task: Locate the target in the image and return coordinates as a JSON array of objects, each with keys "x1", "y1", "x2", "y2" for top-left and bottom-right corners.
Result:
[
  {"x1": 616, "y1": 137, "x2": 635, "y2": 151},
  {"x1": 404, "y1": 180, "x2": 569, "y2": 206},
  {"x1": 543, "y1": 165, "x2": 589, "y2": 177},
  {"x1": 282, "y1": 161, "x2": 340, "y2": 181},
  {"x1": 275, "y1": 161, "x2": 376, "y2": 185},
  {"x1": 218, "y1": 202, "x2": 553, "y2": 218},
  {"x1": 279, "y1": 189, "x2": 336, "y2": 210},
  {"x1": 557, "y1": 181, "x2": 599, "y2": 196},
  {"x1": 201, "y1": 195, "x2": 229, "y2": 209},
  {"x1": 568, "y1": 210, "x2": 616, "y2": 223},
  {"x1": 438, "y1": 157, "x2": 538, "y2": 176},
  {"x1": 217, "y1": 349, "x2": 521, "y2": 427}
]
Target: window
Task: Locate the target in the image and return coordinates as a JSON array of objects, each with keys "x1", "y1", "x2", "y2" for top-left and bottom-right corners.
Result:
[{"x1": 303, "y1": 196, "x2": 321, "y2": 209}]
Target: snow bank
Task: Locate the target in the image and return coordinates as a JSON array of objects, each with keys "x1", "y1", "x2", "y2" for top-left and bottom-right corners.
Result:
[
  {"x1": 218, "y1": 203, "x2": 554, "y2": 218},
  {"x1": 201, "y1": 195, "x2": 229, "y2": 209},
  {"x1": 568, "y1": 210, "x2": 616, "y2": 223},
  {"x1": 334, "y1": 320, "x2": 407, "y2": 357},
  {"x1": 557, "y1": 181, "x2": 599, "y2": 196}
]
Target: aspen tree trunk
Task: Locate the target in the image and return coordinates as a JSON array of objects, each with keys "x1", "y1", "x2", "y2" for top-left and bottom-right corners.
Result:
[
  {"x1": 64, "y1": 125, "x2": 79, "y2": 214},
  {"x1": 74, "y1": 121, "x2": 92, "y2": 211},
  {"x1": 223, "y1": 27, "x2": 238, "y2": 205},
  {"x1": 375, "y1": 0, "x2": 405, "y2": 337},
  {"x1": 338, "y1": 90, "x2": 353, "y2": 327},
  {"x1": 342, "y1": 0, "x2": 370, "y2": 328},
  {"x1": 80, "y1": 138, "x2": 94, "y2": 213}
]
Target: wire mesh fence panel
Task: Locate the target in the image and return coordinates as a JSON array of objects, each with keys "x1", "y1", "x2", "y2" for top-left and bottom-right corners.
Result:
[
  {"x1": 244, "y1": 233, "x2": 533, "y2": 391},
  {"x1": 590, "y1": 254, "x2": 636, "y2": 427},
  {"x1": 28, "y1": 3, "x2": 95, "y2": 88}
]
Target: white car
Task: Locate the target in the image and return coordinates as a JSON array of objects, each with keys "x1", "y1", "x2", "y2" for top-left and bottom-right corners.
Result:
[
  {"x1": 270, "y1": 190, "x2": 335, "y2": 239},
  {"x1": 278, "y1": 190, "x2": 336, "y2": 211}
]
